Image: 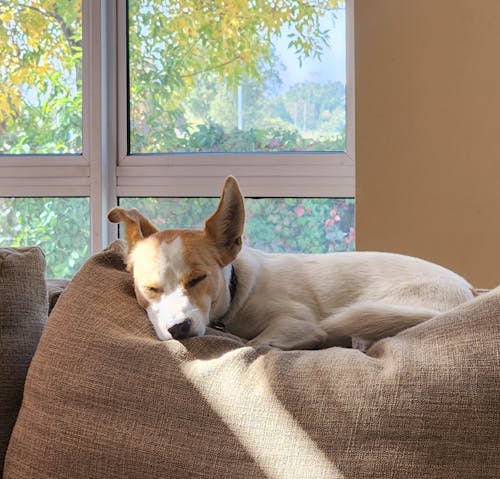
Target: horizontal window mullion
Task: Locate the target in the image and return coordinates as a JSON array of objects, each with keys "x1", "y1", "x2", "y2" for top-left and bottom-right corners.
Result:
[
  {"x1": 118, "y1": 164, "x2": 353, "y2": 179},
  {"x1": 0, "y1": 185, "x2": 90, "y2": 197},
  {"x1": 0, "y1": 166, "x2": 90, "y2": 178},
  {"x1": 119, "y1": 152, "x2": 354, "y2": 167},
  {"x1": 117, "y1": 175, "x2": 354, "y2": 198},
  {"x1": 0, "y1": 156, "x2": 88, "y2": 167},
  {"x1": 0, "y1": 176, "x2": 89, "y2": 186},
  {"x1": 0, "y1": 163, "x2": 91, "y2": 197}
]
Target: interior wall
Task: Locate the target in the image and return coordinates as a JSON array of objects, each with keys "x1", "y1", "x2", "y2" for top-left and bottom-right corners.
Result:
[{"x1": 355, "y1": 0, "x2": 500, "y2": 288}]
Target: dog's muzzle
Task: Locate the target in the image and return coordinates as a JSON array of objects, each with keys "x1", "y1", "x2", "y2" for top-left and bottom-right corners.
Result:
[{"x1": 168, "y1": 318, "x2": 192, "y2": 340}]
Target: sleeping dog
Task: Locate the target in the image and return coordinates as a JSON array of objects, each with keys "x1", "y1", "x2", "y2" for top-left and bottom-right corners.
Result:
[{"x1": 108, "y1": 176, "x2": 475, "y2": 350}]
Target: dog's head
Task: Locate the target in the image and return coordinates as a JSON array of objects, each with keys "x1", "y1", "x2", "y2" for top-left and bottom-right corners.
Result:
[{"x1": 108, "y1": 176, "x2": 245, "y2": 341}]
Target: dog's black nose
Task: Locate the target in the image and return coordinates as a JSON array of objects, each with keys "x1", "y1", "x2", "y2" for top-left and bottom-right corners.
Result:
[{"x1": 168, "y1": 319, "x2": 192, "y2": 340}]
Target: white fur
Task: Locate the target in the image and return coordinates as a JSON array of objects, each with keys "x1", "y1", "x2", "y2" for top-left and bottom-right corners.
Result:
[
  {"x1": 109, "y1": 177, "x2": 476, "y2": 350},
  {"x1": 146, "y1": 287, "x2": 201, "y2": 340},
  {"x1": 217, "y1": 248, "x2": 475, "y2": 350}
]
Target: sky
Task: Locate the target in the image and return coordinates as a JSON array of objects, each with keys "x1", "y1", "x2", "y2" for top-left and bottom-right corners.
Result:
[{"x1": 273, "y1": 8, "x2": 346, "y2": 90}]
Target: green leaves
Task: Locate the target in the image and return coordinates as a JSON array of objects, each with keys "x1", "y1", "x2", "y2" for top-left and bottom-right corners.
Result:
[
  {"x1": 0, "y1": 0, "x2": 82, "y2": 154},
  {"x1": 122, "y1": 197, "x2": 355, "y2": 254},
  {"x1": 245, "y1": 197, "x2": 355, "y2": 253},
  {"x1": 2, "y1": 0, "x2": 346, "y2": 155},
  {"x1": 0, "y1": 197, "x2": 90, "y2": 278},
  {"x1": 128, "y1": 0, "x2": 345, "y2": 153},
  {"x1": 0, "y1": 1, "x2": 351, "y2": 277}
]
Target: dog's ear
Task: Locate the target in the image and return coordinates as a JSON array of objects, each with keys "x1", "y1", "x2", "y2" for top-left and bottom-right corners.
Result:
[
  {"x1": 204, "y1": 176, "x2": 245, "y2": 265},
  {"x1": 107, "y1": 207, "x2": 159, "y2": 250}
]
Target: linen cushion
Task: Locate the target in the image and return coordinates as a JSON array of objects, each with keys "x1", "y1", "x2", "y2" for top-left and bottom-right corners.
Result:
[
  {"x1": 0, "y1": 247, "x2": 47, "y2": 472},
  {"x1": 4, "y1": 241, "x2": 500, "y2": 478},
  {"x1": 46, "y1": 278, "x2": 70, "y2": 313}
]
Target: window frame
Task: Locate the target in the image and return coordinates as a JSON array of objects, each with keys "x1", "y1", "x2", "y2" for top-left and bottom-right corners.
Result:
[
  {"x1": 116, "y1": 0, "x2": 355, "y2": 199},
  {"x1": 0, "y1": 0, "x2": 109, "y2": 253},
  {"x1": 0, "y1": 0, "x2": 354, "y2": 256}
]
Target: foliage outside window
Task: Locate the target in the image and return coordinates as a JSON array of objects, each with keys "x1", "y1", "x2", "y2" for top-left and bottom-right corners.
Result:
[
  {"x1": 0, "y1": 0, "x2": 82, "y2": 154},
  {"x1": 121, "y1": 197, "x2": 355, "y2": 254},
  {"x1": 0, "y1": 197, "x2": 90, "y2": 278},
  {"x1": 0, "y1": 0, "x2": 354, "y2": 278},
  {"x1": 128, "y1": 0, "x2": 346, "y2": 153},
  {"x1": 0, "y1": 1, "x2": 87, "y2": 278}
]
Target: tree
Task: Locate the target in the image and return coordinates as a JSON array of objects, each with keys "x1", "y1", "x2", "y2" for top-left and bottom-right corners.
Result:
[
  {"x1": 128, "y1": 0, "x2": 344, "y2": 152},
  {"x1": 0, "y1": 197, "x2": 90, "y2": 278},
  {"x1": 0, "y1": 0, "x2": 353, "y2": 278},
  {"x1": 0, "y1": 0, "x2": 82, "y2": 153},
  {"x1": 1, "y1": 0, "x2": 346, "y2": 153},
  {"x1": 282, "y1": 80, "x2": 345, "y2": 136},
  {"x1": 122, "y1": 197, "x2": 355, "y2": 255}
]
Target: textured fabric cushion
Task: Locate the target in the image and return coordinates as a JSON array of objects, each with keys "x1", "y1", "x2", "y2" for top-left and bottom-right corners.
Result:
[
  {"x1": 4, "y1": 241, "x2": 500, "y2": 478},
  {"x1": 46, "y1": 279, "x2": 70, "y2": 313},
  {"x1": 0, "y1": 247, "x2": 47, "y2": 472}
]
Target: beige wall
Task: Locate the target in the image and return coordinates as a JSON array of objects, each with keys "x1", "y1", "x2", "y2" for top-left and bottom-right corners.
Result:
[{"x1": 355, "y1": 0, "x2": 500, "y2": 288}]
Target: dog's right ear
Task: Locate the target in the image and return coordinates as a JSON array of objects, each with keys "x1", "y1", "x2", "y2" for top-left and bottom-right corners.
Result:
[{"x1": 107, "y1": 207, "x2": 159, "y2": 251}]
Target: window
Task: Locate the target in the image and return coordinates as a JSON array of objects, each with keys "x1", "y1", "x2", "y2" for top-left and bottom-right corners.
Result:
[
  {"x1": 0, "y1": 1, "x2": 94, "y2": 278},
  {"x1": 128, "y1": 1, "x2": 347, "y2": 154},
  {"x1": 0, "y1": 0, "x2": 354, "y2": 276}
]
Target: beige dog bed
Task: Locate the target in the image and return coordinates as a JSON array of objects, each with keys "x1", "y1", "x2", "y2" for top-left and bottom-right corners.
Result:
[{"x1": 5, "y1": 241, "x2": 500, "y2": 478}]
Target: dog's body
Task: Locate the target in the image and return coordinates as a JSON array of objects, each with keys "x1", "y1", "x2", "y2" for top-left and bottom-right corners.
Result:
[
  {"x1": 108, "y1": 176, "x2": 475, "y2": 350},
  {"x1": 221, "y1": 247, "x2": 473, "y2": 349}
]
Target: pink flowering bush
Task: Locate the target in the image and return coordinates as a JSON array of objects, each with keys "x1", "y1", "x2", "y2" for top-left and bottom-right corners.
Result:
[{"x1": 122, "y1": 197, "x2": 355, "y2": 254}]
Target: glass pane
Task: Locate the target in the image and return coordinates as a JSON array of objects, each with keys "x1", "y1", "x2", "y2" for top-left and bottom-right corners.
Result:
[
  {"x1": 120, "y1": 198, "x2": 355, "y2": 253},
  {"x1": 0, "y1": 1, "x2": 82, "y2": 154},
  {"x1": 0, "y1": 198, "x2": 90, "y2": 278},
  {"x1": 128, "y1": 1, "x2": 346, "y2": 153}
]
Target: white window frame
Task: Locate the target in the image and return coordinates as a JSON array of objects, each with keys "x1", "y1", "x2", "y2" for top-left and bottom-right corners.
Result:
[
  {"x1": 0, "y1": 0, "x2": 110, "y2": 253},
  {"x1": 115, "y1": 0, "x2": 355, "y2": 198},
  {"x1": 0, "y1": 0, "x2": 354, "y2": 254}
]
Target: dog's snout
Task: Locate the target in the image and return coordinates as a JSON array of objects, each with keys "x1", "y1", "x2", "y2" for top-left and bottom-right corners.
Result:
[{"x1": 168, "y1": 319, "x2": 192, "y2": 340}]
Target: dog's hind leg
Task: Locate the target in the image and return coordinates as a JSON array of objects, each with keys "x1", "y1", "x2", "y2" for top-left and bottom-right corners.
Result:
[
  {"x1": 320, "y1": 302, "x2": 439, "y2": 348},
  {"x1": 247, "y1": 317, "x2": 328, "y2": 351}
]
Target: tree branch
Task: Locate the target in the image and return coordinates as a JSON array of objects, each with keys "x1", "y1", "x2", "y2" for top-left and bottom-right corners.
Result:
[
  {"x1": 0, "y1": 1, "x2": 81, "y2": 52},
  {"x1": 181, "y1": 55, "x2": 242, "y2": 79}
]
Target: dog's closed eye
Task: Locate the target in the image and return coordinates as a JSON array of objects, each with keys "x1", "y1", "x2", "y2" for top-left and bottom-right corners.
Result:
[
  {"x1": 186, "y1": 274, "x2": 207, "y2": 289},
  {"x1": 145, "y1": 285, "x2": 162, "y2": 294}
]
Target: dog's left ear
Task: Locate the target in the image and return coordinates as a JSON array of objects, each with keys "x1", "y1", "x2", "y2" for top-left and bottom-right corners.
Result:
[
  {"x1": 204, "y1": 176, "x2": 245, "y2": 265},
  {"x1": 107, "y1": 207, "x2": 159, "y2": 252}
]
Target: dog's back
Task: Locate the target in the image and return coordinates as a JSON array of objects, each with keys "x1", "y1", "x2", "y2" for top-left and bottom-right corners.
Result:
[{"x1": 224, "y1": 248, "x2": 474, "y2": 349}]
